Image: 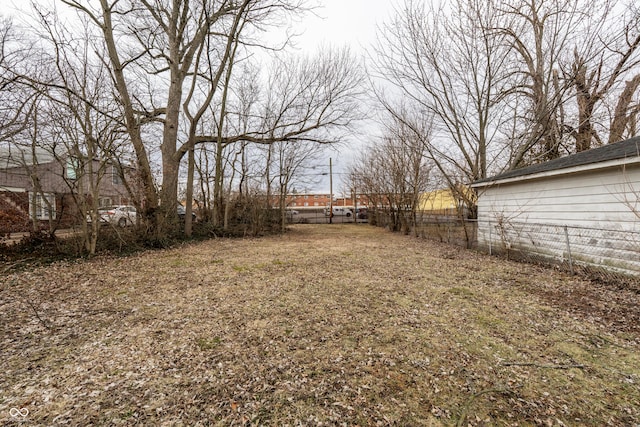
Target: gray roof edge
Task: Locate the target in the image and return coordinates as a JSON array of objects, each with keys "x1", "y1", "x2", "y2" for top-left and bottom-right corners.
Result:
[{"x1": 473, "y1": 136, "x2": 640, "y2": 186}]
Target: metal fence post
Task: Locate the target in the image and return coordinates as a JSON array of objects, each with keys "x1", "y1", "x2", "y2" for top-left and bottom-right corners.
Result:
[
  {"x1": 564, "y1": 225, "x2": 574, "y2": 275},
  {"x1": 488, "y1": 220, "x2": 492, "y2": 255}
]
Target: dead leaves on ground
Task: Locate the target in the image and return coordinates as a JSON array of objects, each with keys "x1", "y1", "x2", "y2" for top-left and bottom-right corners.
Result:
[{"x1": 1, "y1": 225, "x2": 639, "y2": 425}]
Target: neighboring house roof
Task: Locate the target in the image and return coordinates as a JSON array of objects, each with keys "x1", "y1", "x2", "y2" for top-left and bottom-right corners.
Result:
[
  {"x1": 472, "y1": 136, "x2": 640, "y2": 187},
  {"x1": 0, "y1": 145, "x2": 58, "y2": 169}
]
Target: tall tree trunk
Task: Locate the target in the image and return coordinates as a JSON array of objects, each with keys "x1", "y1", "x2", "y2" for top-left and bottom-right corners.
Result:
[
  {"x1": 98, "y1": 0, "x2": 158, "y2": 226},
  {"x1": 160, "y1": 74, "x2": 183, "y2": 230},
  {"x1": 184, "y1": 145, "x2": 195, "y2": 236},
  {"x1": 213, "y1": 140, "x2": 225, "y2": 227},
  {"x1": 573, "y1": 59, "x2": 597, "y2": 152},
  {"x1": 609, "y1": 75, "x2": 640, "y2": 144}
]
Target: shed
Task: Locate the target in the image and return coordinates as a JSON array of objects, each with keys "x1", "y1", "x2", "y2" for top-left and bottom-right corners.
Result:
[{"x1": 471, "y1": 136, "x2": 640, "y2": 277}]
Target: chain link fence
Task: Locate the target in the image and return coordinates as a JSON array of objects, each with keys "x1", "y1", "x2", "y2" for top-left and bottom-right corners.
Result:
[
  {"x1": 414, "y1": 216, "x2": 478, "y2": 249},
  {"x1": 286, "y1": 208, "x2": 365, "y2": 224},
  {"x1": 478, "y1": 220, "x2": 640, "y2": 285},
  {"x1": 415, "y1": 217, "x2": 640, "y2": 287}
]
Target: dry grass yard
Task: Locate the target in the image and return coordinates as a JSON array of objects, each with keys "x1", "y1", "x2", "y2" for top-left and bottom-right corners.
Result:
[{"x1": 1, "y1": 224, "x2": 639, "y2": 426}]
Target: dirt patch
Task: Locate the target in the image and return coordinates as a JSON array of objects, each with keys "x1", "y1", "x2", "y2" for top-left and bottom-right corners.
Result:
[{"x1": 1, "y1": 224, "x2": 639, "y2": 425}]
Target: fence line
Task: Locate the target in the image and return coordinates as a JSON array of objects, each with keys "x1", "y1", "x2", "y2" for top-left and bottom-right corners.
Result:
[{"x1": 415, "y1": 217, "x2": 640, "y2": 287}]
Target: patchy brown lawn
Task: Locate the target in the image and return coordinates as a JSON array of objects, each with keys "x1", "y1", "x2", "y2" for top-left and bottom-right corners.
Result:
[{"x1": 1, "y1": 224, "x2": 639, "y2": 426}]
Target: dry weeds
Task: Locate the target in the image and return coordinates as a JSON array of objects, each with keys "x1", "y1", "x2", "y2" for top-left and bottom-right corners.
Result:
[{"x1": 1, "y1": 224, "x2": 639, "y2": 426}]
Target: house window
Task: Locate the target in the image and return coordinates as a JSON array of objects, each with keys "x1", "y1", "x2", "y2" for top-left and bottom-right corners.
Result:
[
  {"x1": 99, "y1": 197, "x2": 112, "y2": 207},
  {"x1": 314, "y1": 202, "x2": 319, "y2": 206},
  {"x1": 29, "y1": 192, "x2": 56, "y2": 220},
  {"x1": 304, "y1": 195, "x2": 308, "y2": 199},
  {"x1": 304, "y1": 202, "x2": 309, "y2": 207},
  {"x1": 314, "y1": 195, "x2": 319, "y2": 199},
  {"x1": 112, "y1": 165, "x2": 123, "y2": 185},
  {"x1": 66, "y1": 158, "x2": 79, "y2": 180},
  {"x1": 292, "y1": 202, "x2": 297, "y2": 207}
]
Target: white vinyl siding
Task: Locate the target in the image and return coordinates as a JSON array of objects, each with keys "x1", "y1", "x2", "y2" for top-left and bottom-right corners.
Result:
[
  {"x1": 475, "y1": 163, "x2": 640, "y2": 276},
  {"x1": 477, "y1": 164, "x2": 640, "y2": 230}
]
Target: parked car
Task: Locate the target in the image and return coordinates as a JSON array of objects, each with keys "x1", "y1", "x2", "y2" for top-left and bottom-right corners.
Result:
[
  {"x1": 285, "y1": 209, "x2": 300, "y2": 223},
  {"x1": 87, "y1": 205, "x2": 137, "y2": 227},
  {"x1": 356, "y1": 208, "x2": 368, "y2": 220},
  {"x1": 177, "y1": 204, "x2": 197, "y2": 222},
  {"x1": 86, "y1": 207, "x2": 109, "y2": 225},
  {"x1": 324, "y1": 206, "x2": 352, "y2": 217}
]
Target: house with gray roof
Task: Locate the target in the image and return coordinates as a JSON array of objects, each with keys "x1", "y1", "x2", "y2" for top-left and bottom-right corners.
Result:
[
  {"x1": 0, "y1": 145, "x2": 135, "y2": 233},
  {"x1": 471, "y1": 136, "x2": 640, "y2": 278}
]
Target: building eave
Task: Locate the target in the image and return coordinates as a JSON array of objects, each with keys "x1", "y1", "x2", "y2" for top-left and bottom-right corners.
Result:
[{"x1": 471, "y1": 156, "x2": 640, "y2": 189}]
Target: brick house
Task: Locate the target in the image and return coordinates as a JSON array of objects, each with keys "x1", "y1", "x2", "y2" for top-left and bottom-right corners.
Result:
[
  {"x1": 0, "y1": 147, "x2": 134, "y2": 233},
  {"x1": 286, "y1": 192, "x2": 370, "y2": 209}
]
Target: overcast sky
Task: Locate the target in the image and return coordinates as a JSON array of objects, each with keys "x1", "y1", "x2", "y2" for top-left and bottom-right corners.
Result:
[
  {"x1": 289, "y1": 0, "x2": 398, "y2": 192},
  {"x1": 295, "y1": 0, "x2": 396, "y2": 53}
]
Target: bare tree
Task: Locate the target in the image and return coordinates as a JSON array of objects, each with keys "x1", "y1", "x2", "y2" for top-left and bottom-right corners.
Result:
[
  {"x1": 33, "y1": 11, "x2": 129, "y2": 254},
  {"x1": 493, "y1": 0, "x2": 592, "y2": 165},
  {"x1": 374, "y1": 0, "x2": 640, "y2": 195},
  {"x1": 609, "y1": 74, "x2": 640, "y2": 142},
  {"x1": 373, "y1": 0, "x2": 511, "y2": 187},
  {"x1": 56, "y1": 0, "x2": 362, "y2": 239},
  {"x1": 181, "y1": 0, "x2": 254, "y2": 236},
  {"x1": 255, "y1": 47, "x2": 363, "y2": 231},
  {"x1": 190, "y1": 46, "x2": 364, "y2": 229},
  {"x1": 608, "y1": 9, "x2": 640, "y2": 143},
  {"x1": 272, "y1": 140, "x2": 324, "y2": 231},
  {"x1": 351, "y1": 116, "x2": 431, "y2": 234},
  {"x1": 1, "y1": 6, "x2": 141, "y2": 253},
  {"x1": 566, "y1": 3, "x2": 640, "y2": 150},
  {"x1": 0, "y1": 16, "x2": 38, "y2": 142},
  {"x1": 58, "y1": 0, "x2": 287, "y2": 233}
]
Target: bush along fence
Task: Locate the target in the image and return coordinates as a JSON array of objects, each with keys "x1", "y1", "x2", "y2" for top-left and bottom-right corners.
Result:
[{"x1": 476, "y1": 220, "x2": 640, "y2": 286}]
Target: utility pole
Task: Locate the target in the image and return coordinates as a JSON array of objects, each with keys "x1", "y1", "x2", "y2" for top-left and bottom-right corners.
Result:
[
  {"x1": 353, "y1": 185, "x2": 357, "y2": 225},
  {"x1": 329, "y1": 157, "x2": 333, "y2": 224}
]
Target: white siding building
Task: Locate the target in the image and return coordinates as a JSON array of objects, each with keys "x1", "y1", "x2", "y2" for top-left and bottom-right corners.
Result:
[{"x1": 471, "y1": 137, "x2": 640, "y2": 277}]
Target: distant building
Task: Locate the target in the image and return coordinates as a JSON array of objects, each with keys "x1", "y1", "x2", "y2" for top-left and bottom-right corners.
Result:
[
  {"x1": 285, "y1": 192, "x2": 370, "y2": 208},
  {"x1": 418, "y1": 187, "x2": 475, "y2": 217}
]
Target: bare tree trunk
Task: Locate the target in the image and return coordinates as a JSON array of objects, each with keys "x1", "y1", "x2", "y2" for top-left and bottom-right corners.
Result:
[
  {"x1": 96, "y1": 0, "x2": 158, "y2": 224},
  {"x1": 609, "y1": 75, "x2": 640, "y2": 143},
  {"x1": 213, "y1": 140, "x2": 225, "y2": 227},
  {"x1": 159, "y1": 74, "x2": 183, "y2": 229},
  {"x1": 265, "y1": 143, "x2": 273, "y2": 213},
  {"x1": 184, "y1": 146, "x2": 196, "y2": 236},
  {"x1": 197, "y1": 145, "x2": 212, "y2": 222}
]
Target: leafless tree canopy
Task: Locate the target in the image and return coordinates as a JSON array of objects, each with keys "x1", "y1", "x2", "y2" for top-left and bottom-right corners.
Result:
[
  {"x1": 349, "y1": 115, "x2": 431, "y2": 233},
  {"x1": 4, "y1": 0, "x2": 639, "y2": 246},
  {"x1": 0, "y1": 1, "x2": 365, "y2": 245},
  {"x1": 370, "y1": 0, "x2": 640, "y2": 198}
]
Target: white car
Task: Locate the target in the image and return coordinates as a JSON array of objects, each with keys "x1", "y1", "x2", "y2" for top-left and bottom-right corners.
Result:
[
  {"x1": 324, "y1": 206, "x2": 352, "y2": 217},
  {"x1": 87, "y1": 205, "x2": 137, "y2": 227}
]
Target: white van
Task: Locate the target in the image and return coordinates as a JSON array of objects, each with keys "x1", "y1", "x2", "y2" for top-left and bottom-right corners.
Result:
[{"x1": 324, "y1": 206, "x2": 352, "y2": 217}]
